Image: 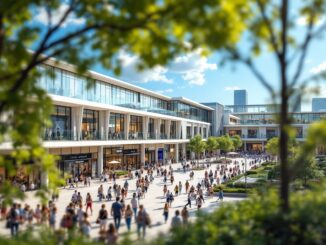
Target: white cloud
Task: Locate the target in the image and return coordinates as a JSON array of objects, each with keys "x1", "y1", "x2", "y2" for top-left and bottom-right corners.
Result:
[
  {"x1": 118, "y1": 51, "x2": 172, "y2": 84},
  {"x1": 34, "y1": 3, "x2": 85, "y2": 27},
  {"x1": 169, "y1": 49, "x2": 217, "y2": 86},
  {"x1": 310, "y1": 61, "x2": 326, "y2": 74},
  {"x1": 155, "y1": 89, "x2": 174, "y2": 94},
  {"x1": 224, "y1": 86, "x2": 240, "y2": 91},
  {"x1": 117, "y1": 48, "x2": 217, "y2": 86}
]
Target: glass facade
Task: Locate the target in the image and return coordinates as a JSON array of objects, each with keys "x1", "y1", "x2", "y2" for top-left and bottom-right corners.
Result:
[
  {"x1": 37, "y1": 64, "x2": 211, "y2": 122},
  {"x1": 108, "y1": 113, "x2": 125, "y2": 140},
  {"x1": 170, "y1": 121, "x2": 177, "y2": 139},
  {"x1": 82, "y1": 109, "x2": 99, "y2": 140},
  {"x1": 44, "y1": 105, "x2": 71, "y2": 140},
  {"x1": 129, "y1": 115, "x2": 143, "y2": 139},
  {"x1": 160, "y1": 120, "x2": 167, "y2": 139},
  {"x1": 169, "y1": 101, "x2": 210, "y2": 122},
  {"x1": 148, "y1": 118, "x2": 155, "y2": 139}
]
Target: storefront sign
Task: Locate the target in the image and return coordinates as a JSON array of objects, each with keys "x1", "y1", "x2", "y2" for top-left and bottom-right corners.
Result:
[
  {"x1": 158, "y1": 148, "x2": 164, "y2": 161},
  {"x1": 61, "y1": 153, "x2": 92, "y2": 161},
  {"x1": 123, "y1": 149, "x2": 138, "y2": 155},
  {"x1": 113, "y1": 147, "x2": 123, "y2": 154}
]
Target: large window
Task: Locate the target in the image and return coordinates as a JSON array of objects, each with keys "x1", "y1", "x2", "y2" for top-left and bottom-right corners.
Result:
[
  {"x1": 170, "y1": 121, "x2": 177, "y2": 139},
  {"x1": 108, "y1": 113, "x2": 125, "y2": 140},
  {"x1": 129, "y1": 115, "x2": 143, "y2": 139},
  {"x1": 82, "y1": 109, "x2": 99, "y2": 140},
  {"x1": 44, "y1": 105, "x2": 71, "y2": 140},
  {"x1": 160, "y1": 120, "x2": 167, "y2": 139},
  {"x1": 148, "y1": 118, "x2": 155, "y2": 139}
]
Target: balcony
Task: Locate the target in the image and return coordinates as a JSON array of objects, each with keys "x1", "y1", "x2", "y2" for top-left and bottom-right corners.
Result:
[
  {"x1": 81, "y1": 131, "x2": 101, "y2": 140},
  {"x1": 43, "y1": 129, "x2": 73, "y2": 141},
  {"x1": 108, "y1": 132, "x2": 125, "y2": 140},
  {"x1": 128, "y1": 132, "x2": 144, "y2": 140},
  {"x1": 170, "y1": 134, "x2": 177, "y2": 139},
  {"x1": 147, "y1": 132, "x2": 156, "y2": 139},
  {"x1": 160, "y1": 134, "x2": 168, "y2": 139}
]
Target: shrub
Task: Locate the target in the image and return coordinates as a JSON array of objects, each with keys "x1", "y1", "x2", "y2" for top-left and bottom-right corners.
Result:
[
  {"x1": 114, "y1": 170, "x2": 128, "y2": 176},
  {"x1": 246, "y1": 170, "x2": 258, "y2": 175},
  {"x1": 151, "y1": 185, "x2": 326, "y2": 245}
]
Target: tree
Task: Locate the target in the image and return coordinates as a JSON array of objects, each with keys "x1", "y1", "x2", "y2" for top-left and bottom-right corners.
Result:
[
  {"x1": 0, "y1": 1, "x2": 250, "y2": 202},
  {"x1": 231, "y1": 135, "x2": 242, "y2": 151},
  {"x1": 216, "y1": 135, "x2": 234, "y2": 156},
  {"x1": 181, "y1": 0, "x2": 326, "y2": 213},
  {"x1": 188, "y1": 135, "x2": 206, "y2": 165},
  {"x1": 265, "y1": 137, "x2": 279, "y2": 159},
  {"x1": 205, "y1": 136, "x2": 218, "y2": 157}
]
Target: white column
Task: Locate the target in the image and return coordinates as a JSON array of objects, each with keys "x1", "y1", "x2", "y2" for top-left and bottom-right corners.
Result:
[
  {"x1": 176, "y1": 121, "x2": 181, "y2": 139},
  {"x1": 98, "y1": 146, "x2": 103, "y2": 176},
  {"x1": 99, "y1": 111, "x2": 105, "y2": 140},
  {"x1": 259, "y1": 127, "x2": 266, "y2": 139},
  {"x1": 124, "y1": 114, "x2": 130, "y2": 140},
  {"x1": 140, "y1": 144, "x2": 145, "y2": 167},
  {"x1": 104, "y1": 111, "x2": 110, "y2": 140},
  {"x1": 166, "y1": 120, "x2": 171, "y2": 139},
  {"x1": 175, "y1": 143, "x2": 179, "y2": 163},
  {"x1": 143, "y1": 116, "x2": 149, "y2": 140},
  {"x1": 155, "y1": 118, "x2": 161, "y2": 139},
  {"x1": 77, "y1": 106, "x2": 84, "y2": 140}
]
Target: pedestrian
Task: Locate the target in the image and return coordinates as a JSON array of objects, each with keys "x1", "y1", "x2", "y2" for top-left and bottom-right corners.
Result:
[
  {"x1": 185, "y1": 180, "x2": 190, "y2": 193},
  {"x1": 174, "y1": 185, "x2": 179, "y2": 196},
  {"x1": 185, "y1": 193, "x2": 191, "y2": 208},
  {"x1": 196, "y1": 196, "x2": 202, "y2": 210},
  {"x1": 136, "y1": 205, "x2": 148, "y2": 239},
  {"x1": 8, "y1": 203, "x2": 19, "y2": 236},
  {"x1": 107, "y1": 186, "x2": 112, "y2": 201},
  {"x1": 107, "y1": 223, "x2": 118, "y2": 244},
  {"x1": 97, "y1": 204, "x2": 108, "y2": 232},
  {"x1": 163, "y1": 203, "x2": 169, "y2": 224},
  {"x1": 85, "y1": 193, "x2": 93, "y2": 215},
  {"x1": 124, "y1": 204, "x2": 133, "y2": 231},
  {"x1": 181, "y1": 206, "x2": 189, "y2": 225},
  {"x1": 217, "y1": 188, "x2": 224, "y2": 202},
  {"x1": 179, "y1": 181, "x2": 182, "y2": 194},
  {"x1": 163, "y1": 184, "x2": 167, "y2": 196},
  {"x1": 171, "y1": 210, "x2": 182, "y2": 229},
  {"x1": 98, "y1": 185, "x2": 104, "y2": 202},
  {"x1": 80, "y1": 213, "x2": 91, "y2": 237},
  {"x1": 49, "y1": 207, "x2": 57, "y2": 230},
  {"x1": 111, "y1": 197, "x2": 123, "y2": 230},
  {"x1": 131, "y1": 193, "x2": 138, "y2": 220}
]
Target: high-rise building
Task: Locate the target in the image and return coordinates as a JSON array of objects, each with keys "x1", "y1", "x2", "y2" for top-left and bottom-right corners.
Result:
[
  {"x1": 312, "y1": 98, "x2": 326, "y2": 112},
  {"x1": 234, "y1": 90, "x2": 248, "y2": 112},
  {"x1": 289, "y1": 94, "x2": 302, "y2": 112}
]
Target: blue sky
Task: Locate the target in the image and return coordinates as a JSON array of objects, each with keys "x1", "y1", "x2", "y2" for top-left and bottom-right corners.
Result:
[{"x1": 31, "y1": 3, "x2": 326, "y2": 111}]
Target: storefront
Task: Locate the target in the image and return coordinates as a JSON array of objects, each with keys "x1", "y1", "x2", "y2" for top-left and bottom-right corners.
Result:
[
  {"x1": 50, "y1": 147, "x2": 98, "y2": 179},
  {"x1": 246, "y1": 143, "x2": 263, "y2": 153},
  {"x1": 165, "y1": 144, "x2": 176, "y2": 163},
  {"x1": 104, "y1": 145, "x2": 140, "y2": 170},
  {"x1": 158, "y1": 148, "x2": 164, "y2": 163},
  {"x1": 59, "y1": 153, "x2": 97, "y2": 179},
  {"x1": 145, "y1": 147, "x2": 156, "y2": 164}
]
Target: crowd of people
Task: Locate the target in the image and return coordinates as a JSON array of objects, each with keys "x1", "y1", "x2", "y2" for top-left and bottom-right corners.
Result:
[{"x1": 0, "y1": 154, "x2": 268, "y2": 243}]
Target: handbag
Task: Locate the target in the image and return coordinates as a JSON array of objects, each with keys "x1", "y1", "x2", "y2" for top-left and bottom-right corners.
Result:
[
  {"x1": 6, "y1": 220, "x2": 11, "y2": 229},
  {"x1": 96, "y1": 219, "x2": 100, "y2": 224}
]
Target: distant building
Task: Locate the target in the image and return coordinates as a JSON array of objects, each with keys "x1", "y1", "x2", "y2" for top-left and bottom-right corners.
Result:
[
  {"x1": 289, "y1": 94, "x2": 301, "y2": 112},
  {"x1": 234, "y1": 90, "x2": 248, "y2": 112},
  {"x1": 202, "y1": 102, "x2": 224, "y2": 136},
  {"x1": 312, "y1": 98, "x2": 326, "y2": 112}
]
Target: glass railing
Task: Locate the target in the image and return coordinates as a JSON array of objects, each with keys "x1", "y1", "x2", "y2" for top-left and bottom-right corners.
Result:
[
  {"x1": 160, "y1": 134, "x2": 168, "y2": 139},
  {"x1": 43, "y1": 129, "x2": 73, "y2": 141},
  {"x1": 266, "y1": 133, "x2": 278, "y2": 139},
  {"x1": 186, "y1": 134, "x2": 192, "y2": 139},
  {"x1": 81, "y1": 131, "x2": 102, "y2": 140},
  {"x1": 170, "y1": 134, "x2": 177, "y2": 139},
  {"x1": 147, "y1": 132, "x2": 156, "y2": 139},
  {"x1": 108, "y1": 132, "x2": 125, "y2": 140},
  {"x1": 128, "y1": 132, "x2": 144, "y2": 140}
]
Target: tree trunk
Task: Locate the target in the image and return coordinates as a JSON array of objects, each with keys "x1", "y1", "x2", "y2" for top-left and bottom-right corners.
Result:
[{"x1": 279, "y1": 0, "x2": 290, "y2": 213}]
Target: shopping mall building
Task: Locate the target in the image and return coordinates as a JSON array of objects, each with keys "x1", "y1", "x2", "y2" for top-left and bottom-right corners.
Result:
[{"x1": 0, "y1": 59, "x2": 212, "y2": 186}]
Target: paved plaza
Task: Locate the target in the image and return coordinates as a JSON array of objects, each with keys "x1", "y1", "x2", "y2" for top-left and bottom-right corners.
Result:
[{"x1": 0, "y1": 157, "x2": 261, "y2": 241}]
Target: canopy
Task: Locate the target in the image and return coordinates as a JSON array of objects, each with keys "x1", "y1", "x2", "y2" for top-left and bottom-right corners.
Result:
[{"x1": 108, "y1": 160, "x2": 120, "y2": 164}]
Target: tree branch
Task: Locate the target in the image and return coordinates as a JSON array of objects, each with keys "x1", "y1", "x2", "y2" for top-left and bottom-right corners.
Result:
[
  {"x1": 256, "y1": 0, "x2": 281, "y2": 58},
  {"x1": 290, "y1": 10, "x2": 316, "y2": 87}
]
